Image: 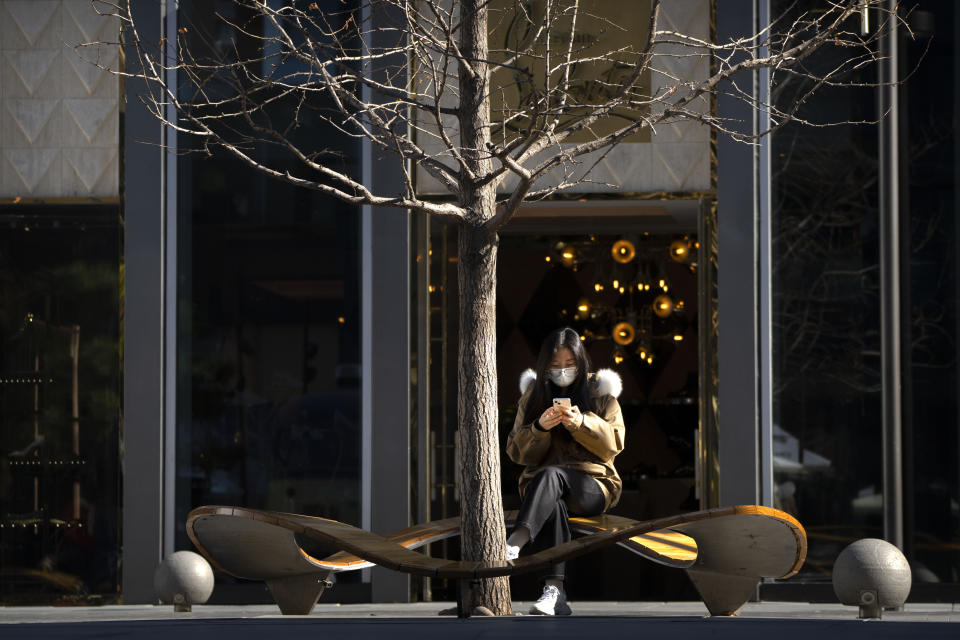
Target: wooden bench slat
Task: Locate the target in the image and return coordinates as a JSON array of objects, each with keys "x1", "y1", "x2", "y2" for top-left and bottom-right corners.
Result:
[{"x1": 308, "y1": 512, "x2": 698, "y2": 571}]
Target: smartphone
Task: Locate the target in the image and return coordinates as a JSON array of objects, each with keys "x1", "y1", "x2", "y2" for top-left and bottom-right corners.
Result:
[{"x1": 553, "y1": 398, "x2": 571, "y2": 410}]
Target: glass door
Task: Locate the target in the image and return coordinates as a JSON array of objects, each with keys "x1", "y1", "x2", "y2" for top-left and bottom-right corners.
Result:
[{"x1": 420, "y1": 201, "x2": 708, "y2": 601}]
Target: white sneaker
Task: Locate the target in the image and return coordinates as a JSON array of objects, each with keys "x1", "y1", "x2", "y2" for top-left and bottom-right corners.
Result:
[
  {"x1": 529, "y1": 584, "x2": 572, "y2": 616},
  {"x1": 506, "y1": 545, "x2": 520, "y2": 561}
]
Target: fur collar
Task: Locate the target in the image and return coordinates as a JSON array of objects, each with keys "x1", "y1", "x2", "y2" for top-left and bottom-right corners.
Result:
[{"x1": 519, "y1": 368, "x2": 622, "y2": 398}]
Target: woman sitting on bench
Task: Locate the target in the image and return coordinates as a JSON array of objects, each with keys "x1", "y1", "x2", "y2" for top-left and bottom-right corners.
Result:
[{"x1": 506, "y1": 326, "x2": 625, "y2": 616}]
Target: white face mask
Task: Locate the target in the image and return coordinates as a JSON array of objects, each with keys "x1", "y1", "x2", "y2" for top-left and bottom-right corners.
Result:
[{"x1": 548, "y1": 367, "x2": 577, "y2": 388}]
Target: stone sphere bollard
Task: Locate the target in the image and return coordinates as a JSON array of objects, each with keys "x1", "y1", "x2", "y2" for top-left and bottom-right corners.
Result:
[
  {"x1": 833, "y1": 538, "x2": 911, "y2": 619},
  {"x1": 154, "y1": 551, "x2": 215, "y2": 612}
]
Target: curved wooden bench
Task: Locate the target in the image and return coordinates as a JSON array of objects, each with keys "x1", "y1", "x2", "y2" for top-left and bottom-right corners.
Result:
[
  {"x1": 186, "y1": 505, "x2": 806, "y2": 616},
  {"x1": 311, "y1": 512, "x2": 699, "y2": 572}
]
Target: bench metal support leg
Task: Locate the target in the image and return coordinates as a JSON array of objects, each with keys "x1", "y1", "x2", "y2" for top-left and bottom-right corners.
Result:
[
  {"x1": 686, "y1": 570, "x2": 759, "y2": 616},
  {"x1": 455, "y1": 579, "x2": 473, "y2": 618},
  {"x1": 266, "y1": 572, "x2": 333, "y2": 615}
]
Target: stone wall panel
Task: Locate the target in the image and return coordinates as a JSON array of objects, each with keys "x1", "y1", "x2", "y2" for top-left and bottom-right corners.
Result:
[{"x1": 0, "y1": 0, "x2": 119, "y2": 198}]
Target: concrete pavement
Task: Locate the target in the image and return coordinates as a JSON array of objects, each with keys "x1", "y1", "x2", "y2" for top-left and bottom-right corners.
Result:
[{"x1": 0, "y1": 601, "x2": 957, "y2": 639}]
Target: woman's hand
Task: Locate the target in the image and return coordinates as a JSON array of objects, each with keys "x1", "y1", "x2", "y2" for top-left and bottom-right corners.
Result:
[
  {"x1": 558, "y1": 405, "x2": 583, "y2": 430},
  {"x1": 536, "y1": 406, "x2": 564, "y2": 430}
]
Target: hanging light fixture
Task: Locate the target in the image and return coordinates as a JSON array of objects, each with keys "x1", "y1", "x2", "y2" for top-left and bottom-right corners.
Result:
[
  {"x1": 611, "y1": 239, "x2": 636, "y2": 264},
  {"x1": 657, "y1": 262, "x2": 671, "y2": 293},
  {"x1": 653, "y1": 294, "x2": 674, "y2": 318},
  {"x1": 610, "y1": 258, "x2": 627, "y2": 292},
  {"x1": 612, "y1": 321, "x2": 636, "y2": 346},
  {"x1": 613, "y1": 349, "x2": 626, "y2": 365},
  {"x1": 669, "y1": 239, "x2": 691, "y2": 263},
  {"x1": 588, "y1": 261, "x2": 606, "y2": 292},
  {"x1": 555, "y1": 241, "x2": 577, "y2": 267},
  {"x1": 635, "y1": 340, "x2": 650, "y2": 361},
  {"x1": 634, "y1": 261, "x2": 652, "y2": 291},
  {"x1": 575, "y1": 298, "x2": 591, "y2": 320}
]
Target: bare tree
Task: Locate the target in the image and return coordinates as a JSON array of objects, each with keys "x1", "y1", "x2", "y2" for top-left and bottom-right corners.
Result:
[{"x1": 85, "y1": 0, "x2": 899, "y2": 614}]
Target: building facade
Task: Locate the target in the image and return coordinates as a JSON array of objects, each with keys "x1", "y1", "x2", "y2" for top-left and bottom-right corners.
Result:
[{"x1": 0, "y1": 0, "x2": 957, "y2": 605}]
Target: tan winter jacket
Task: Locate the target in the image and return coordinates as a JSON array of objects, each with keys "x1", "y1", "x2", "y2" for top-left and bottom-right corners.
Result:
[{"x1": 506, "y1": 369, "x2": 625, "y2": 510}]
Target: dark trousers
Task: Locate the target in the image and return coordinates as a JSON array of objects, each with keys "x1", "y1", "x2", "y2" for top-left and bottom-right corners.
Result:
[{"x1": 513, "y1": 465, "x2": 607, "y2": 582}]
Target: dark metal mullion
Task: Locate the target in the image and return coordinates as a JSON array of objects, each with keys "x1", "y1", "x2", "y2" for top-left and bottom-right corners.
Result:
[
  {"x1": 897, "y1": 13, "x2": 914, "y2": 565},
  {"x1": 415, "y1": 211, "x2": 432, "y2": 601},
  {"x1": 697, "y1": 197, "x2": 720, "y2": 508},
  {"x1": 955, "y1": 1, "x2": 960, "y2": 553},
  {"x1": 879, "y1": 0, "x2": 904, "y2": 551}
]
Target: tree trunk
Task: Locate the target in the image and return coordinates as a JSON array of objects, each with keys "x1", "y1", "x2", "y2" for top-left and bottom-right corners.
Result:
[
  {"x1": 457, "y1": 224, "x2": 510, "y2": 615},
  {"x1": 456, "y1": 2, "x2": 511, "y2": 615}
]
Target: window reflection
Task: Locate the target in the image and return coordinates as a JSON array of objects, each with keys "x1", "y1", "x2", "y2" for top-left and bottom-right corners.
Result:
[
  {"x1": 901, "y1": 0, "x2": 960, "y2": 585},
  {"x1": 771, "y1": 0, "x2": 882, "y2": 580},
  {"x1": 173, "y1": 1, "x2": 363, "y2": 587},
  {"x1": 0, "y1": 205, "x2": 121, "y2": 604},
  {"x1": 174, "y1": 156, "x2": 362, "y2": 537},
  {"x1": 773, "y1": 0, "x2": 960, "y2": 589}
]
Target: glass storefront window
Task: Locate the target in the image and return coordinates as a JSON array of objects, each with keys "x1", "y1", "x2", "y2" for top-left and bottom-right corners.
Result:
[
  {"x1": 901, "y1": 0, "x2": 959, "y2": 585},
  {"x1": 772, "y1": 0, "x2": 960, "y2": 591},
  {"x1": 173, "y1": 1, "x2": 363, "y2": 595},
  {"x1": 0, "y1": 205, "x2": 122, "y2": 604},
  {"x1": 771, "y1": 1, "x2": 882, "y2": 581}
]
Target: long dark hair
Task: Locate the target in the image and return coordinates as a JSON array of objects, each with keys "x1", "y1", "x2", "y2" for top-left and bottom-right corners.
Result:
[{"x1": 525, "y1": 327, "x2": 595, "y2": 419}]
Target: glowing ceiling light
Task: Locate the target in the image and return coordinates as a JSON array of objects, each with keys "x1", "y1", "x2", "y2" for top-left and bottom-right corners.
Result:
[
  {"x1": 653, "y1": 295, "x2": 674, "y2": 318},
  {"x1": 669, "y1": 239, "x2": 690, "y2": 262},
  {"x1": 612, "y1": 322, "x2": 636, "y2": 346},
  {"x1": 611, "y1": 239, "x2": 636, "y2": 263}
]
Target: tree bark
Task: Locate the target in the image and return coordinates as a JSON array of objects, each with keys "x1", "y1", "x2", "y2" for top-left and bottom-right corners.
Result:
[
  {"x1": 457, "y1": 225, "x2": 510, "y2": 615},
  {"x1": 456, "y1": 0, "x2": 512, "y2": 616}
]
